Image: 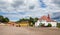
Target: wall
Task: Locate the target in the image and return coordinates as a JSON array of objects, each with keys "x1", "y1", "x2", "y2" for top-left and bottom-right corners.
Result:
[
  {"x1": 35, "y1": 20, "x2": 57, "y2": 27},
  {"x1": 48, "y1": 22, "x2": 57, "y2": 27}
]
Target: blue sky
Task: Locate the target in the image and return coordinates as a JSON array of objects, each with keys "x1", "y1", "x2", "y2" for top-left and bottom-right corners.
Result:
[{"x1": 0, "y1": 0, "x2": 60, "y2": 21}]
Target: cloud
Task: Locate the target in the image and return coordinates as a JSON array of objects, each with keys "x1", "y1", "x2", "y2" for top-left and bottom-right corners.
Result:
[
  {"x1": 53, "y1": 0, "x2": 60, "y2": 7},
  {"x1": 51, "y1": 12, "x2": 60, "y2": 22},
  {"x1": 11, "y1": 0, "x2": 25, "y2": 8},
  {"x1": 39, "y1": 0, "x2": 47, "y2": 8},
  {"x1": 0, "y1": 0, "x2": 60, "y2": 21},
  {"x1": 29, "y1": 5, "x2": 35, "y2": 10}
]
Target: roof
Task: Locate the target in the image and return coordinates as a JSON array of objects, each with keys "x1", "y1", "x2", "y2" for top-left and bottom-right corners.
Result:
[{"x1": 39, "y1": 15, "x2": 55, "y2": 22}]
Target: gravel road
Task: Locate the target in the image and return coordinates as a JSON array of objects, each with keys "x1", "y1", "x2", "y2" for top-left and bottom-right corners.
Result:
[{"x1": 0, "y1": 26, "x2": 60, "y2": 35}]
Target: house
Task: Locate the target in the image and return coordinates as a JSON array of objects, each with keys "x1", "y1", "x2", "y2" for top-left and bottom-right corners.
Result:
[
  {"x1": 18, "y1": 21, "x2": 29, "y2": 27},
  {"x1": 35, "y1": 14, "x2": 57, "y2": 27}
]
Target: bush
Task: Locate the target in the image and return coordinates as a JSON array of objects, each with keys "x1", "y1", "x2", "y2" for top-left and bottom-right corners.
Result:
[
  {"x1": 39, "y1": 23, "x2": 45, "y2": 27},
  {"x1": 47, "y1": 23, "x2": 52, "y2": 27},
  {"x1": 57, "y1": 23, "x2": 60, "y2": 28}
]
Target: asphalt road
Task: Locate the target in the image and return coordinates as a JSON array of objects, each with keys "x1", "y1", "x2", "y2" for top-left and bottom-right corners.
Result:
[{"x1": 0, "y1": 26, "x2": 60, "y2": 35}]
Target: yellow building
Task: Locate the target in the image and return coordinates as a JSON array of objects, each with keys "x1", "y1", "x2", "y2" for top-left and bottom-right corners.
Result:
[{"x1": 18, "y1": 21, "x2": 29, "y2": 27}]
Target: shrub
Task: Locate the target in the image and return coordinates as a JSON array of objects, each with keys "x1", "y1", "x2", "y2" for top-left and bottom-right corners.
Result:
[
  {"x1": 39, "y1": 23, "x2": 45, "y2": 27},
  {"x1": 47, "y1": 23, "x2": 52, "y2": 27},
  {"x1": 57, "y1": 23, "x2": 60, "y2": 28}
]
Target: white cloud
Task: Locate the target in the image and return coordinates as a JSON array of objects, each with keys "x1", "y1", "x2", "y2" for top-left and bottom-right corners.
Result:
[{"x1": 0, "y1": 0, "x2": 60, "y2": 21}]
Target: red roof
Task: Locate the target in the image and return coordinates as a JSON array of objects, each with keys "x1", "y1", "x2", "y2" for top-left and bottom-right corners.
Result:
[{"x1": 39, "y1": 15, "x2": 55, "y2": 22}]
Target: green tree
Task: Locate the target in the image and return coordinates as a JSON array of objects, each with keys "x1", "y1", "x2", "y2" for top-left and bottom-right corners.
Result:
[
  {"x1": 3, "y1": 17, "x2": 9, "y2": 23},
  {"x1": 0, "y1": 15, "x2": 9, "y2": 23},
  {"x1": 57, "y1": 23, "x2": 60, "y2": 28},
  {"x1": 34, "y1": 17, "x2": 38, "y2": 22},
  {"x1": 16, "y1": 18, "x2": 29, "y2": 23},
  {"x1": 29, "y1": 17, "x2": 33, "y2": 26},
  {"x1": 28, "y1": 17, "x2": 38, "y2": 26},
  {"x1": 0, "y1": 15, "x2": 4, "y2": 22}
]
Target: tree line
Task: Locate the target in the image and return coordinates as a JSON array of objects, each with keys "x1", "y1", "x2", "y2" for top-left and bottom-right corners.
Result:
[{"x1": 0, "y1": 15, "x2": 9, "y2": 23}]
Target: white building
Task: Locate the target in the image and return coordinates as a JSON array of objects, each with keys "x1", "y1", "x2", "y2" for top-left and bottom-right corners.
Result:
[{"x1": 35, "y1": 14, "x2": 57, "y2": 27}]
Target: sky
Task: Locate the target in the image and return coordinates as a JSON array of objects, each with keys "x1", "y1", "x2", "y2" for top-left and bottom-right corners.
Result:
[{"x1": 0, "y1": 0, "x2": 60, "y2": 21}]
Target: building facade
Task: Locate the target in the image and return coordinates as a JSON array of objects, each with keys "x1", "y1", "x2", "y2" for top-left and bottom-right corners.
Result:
[{"x1": 35, "y1": 14, "x2": 57, "y2": 27}]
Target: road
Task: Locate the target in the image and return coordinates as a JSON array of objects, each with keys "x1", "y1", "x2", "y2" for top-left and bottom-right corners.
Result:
[{"x1": 0, "y1": 26, "x2": 60, "y2": 35}]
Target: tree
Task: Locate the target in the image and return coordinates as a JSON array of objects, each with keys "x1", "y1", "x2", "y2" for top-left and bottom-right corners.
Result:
[
  {"x1": 34, "y1": 17, "x2": 38, "y2": 22},
  {"x1": 29, "y1": 17, "x2": 34, "y2": 26},
  {"x1": 3, "y1": 17, "x2": 9, "y2": 23},
  {"x1": 0, "y1": 15, "x2": 4, "y2": 22},
  {"x1": 26, "y1": 17, "x2": 38, "y2": 26},
  {"x1": 0, "y1": 15, "x2": 9, "y2": 23},
  {"x1": 16, "y1": 18, "x2": 29, "y2": 24},
  {"x1": 57, "y1": 23, "x2": 60, "y2": 28}
]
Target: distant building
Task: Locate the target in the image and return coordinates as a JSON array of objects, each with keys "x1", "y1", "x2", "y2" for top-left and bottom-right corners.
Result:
[
  {"x1": 18, "y1": 21, "x2": 29, "y2": 27},
  {"x1": 35, "y1": 14, "x2": 57, "y2": 27},
  {"x1": 7, "y1": 22, "x2": 16, "y2": 26}
]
